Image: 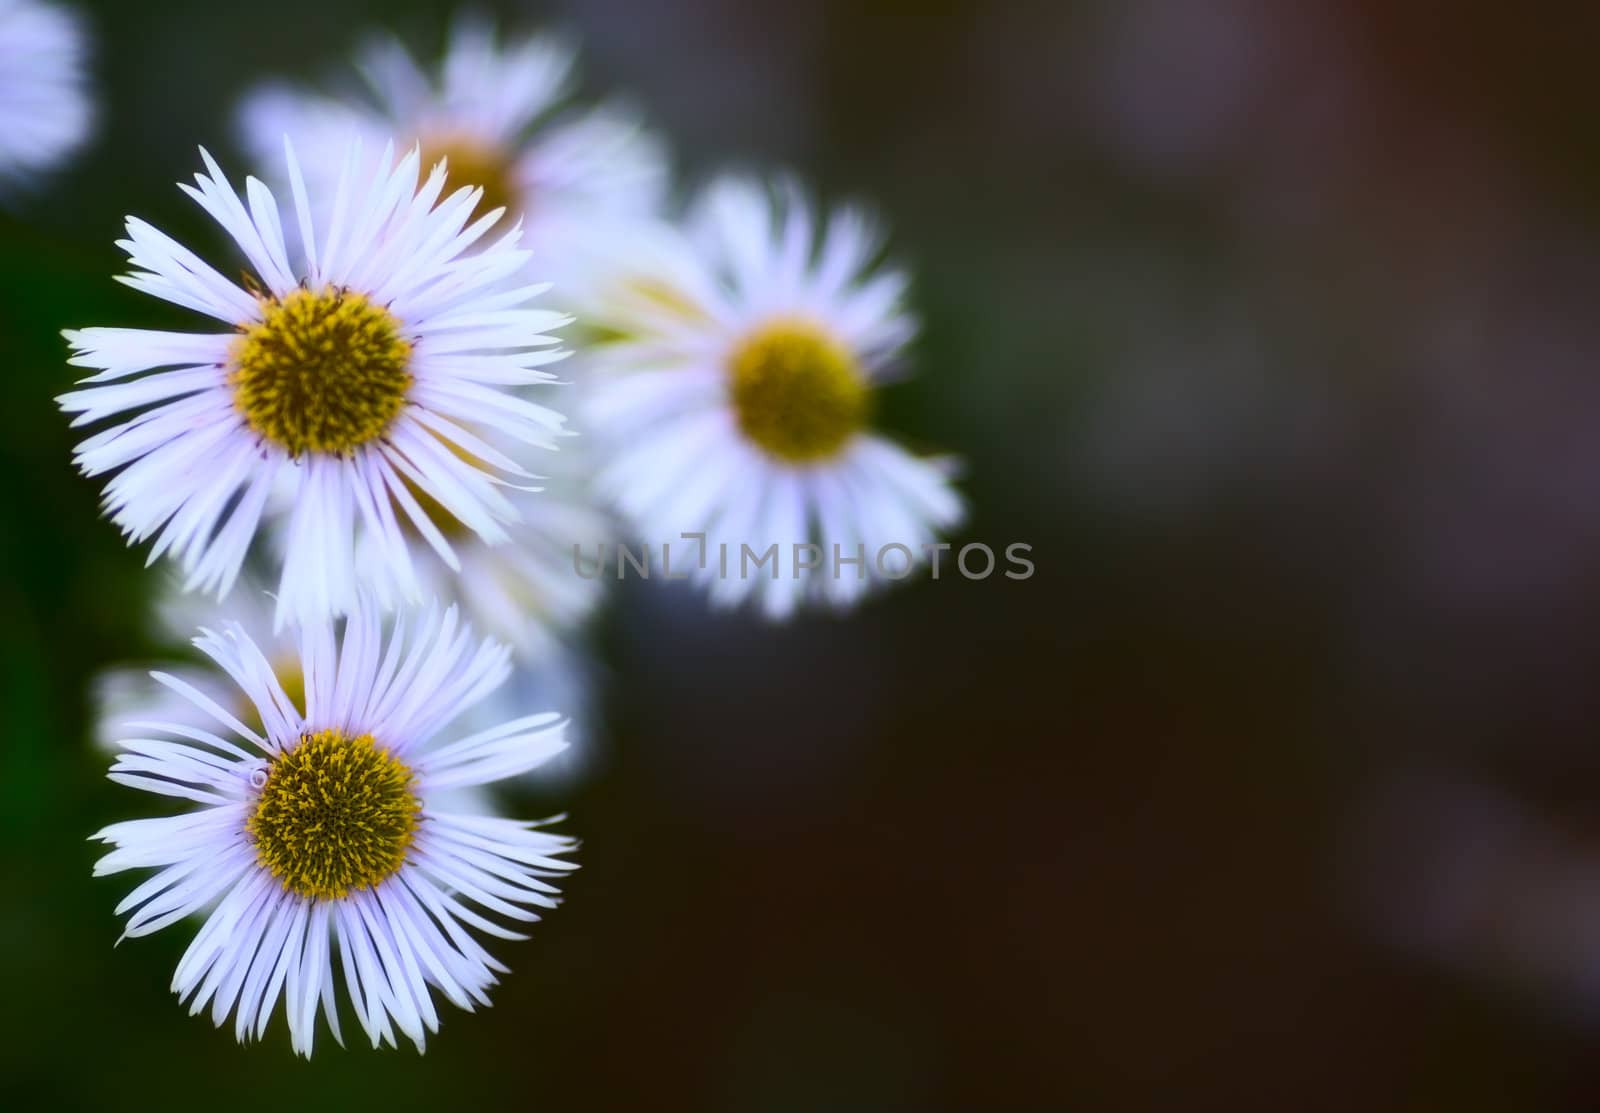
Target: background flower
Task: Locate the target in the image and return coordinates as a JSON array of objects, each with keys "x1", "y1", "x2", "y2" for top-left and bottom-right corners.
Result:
[
  {"x1": 237, "y1": 18, "x2": 666, "y2": 289},
  {"x1": 0, "y1": 0, "x2": 91, "y2": 187},
  {"x1": 577, "y1": 178, "x2": 963, "y2": 618}
]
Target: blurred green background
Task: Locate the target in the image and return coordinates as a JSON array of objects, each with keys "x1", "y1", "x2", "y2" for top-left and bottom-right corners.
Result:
[{"x1": 7, "y1": 0, "x2": 1600, "y2": 1109}]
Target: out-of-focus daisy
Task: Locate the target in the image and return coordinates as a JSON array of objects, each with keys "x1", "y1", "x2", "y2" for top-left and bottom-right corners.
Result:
[
  {"x1": 238, "y1": 21, "x2": 666, "y2": 285},
  {"x1": 0, "y1": 0, "x2": 91, "y2": 183},
  {"x1": 93, "y1": 599, "x2": 575, "y2": 1055},
  {"x1": 58, "y1": 142, "x2": 569, "y2": 628},
  {"x1": 577, "y1": 178, "x2": 964, "y2": 618}
]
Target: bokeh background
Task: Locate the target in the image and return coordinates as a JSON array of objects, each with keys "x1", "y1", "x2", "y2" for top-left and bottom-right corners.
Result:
[{"x1": 5, "y1": 0, "x2": 1600, "y2": 1108}]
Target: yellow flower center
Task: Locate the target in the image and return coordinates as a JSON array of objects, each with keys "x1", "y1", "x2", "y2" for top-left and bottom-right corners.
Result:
[
  {"x1": 247, "y1": 729, "x2": 421, "y2": 901},
  {"x1": 230, "y1": 286, "x2": 413, "y2": 457},
  {"x1": 728, "y1": 320, "x2": 869, "y2": 462},
  {"x1": 419, "y1": 134, "x2": 520, "y2": 225}
]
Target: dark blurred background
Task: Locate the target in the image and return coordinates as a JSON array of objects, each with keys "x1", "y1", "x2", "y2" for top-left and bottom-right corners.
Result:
[{"x1": 7, "y1": 0, "x2": 1600, "y2": 1108}]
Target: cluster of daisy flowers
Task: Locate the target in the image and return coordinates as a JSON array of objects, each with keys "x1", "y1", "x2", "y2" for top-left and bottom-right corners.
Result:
[{"x1": 42, "y1": 15, "x2": 964, "y2": 1054}]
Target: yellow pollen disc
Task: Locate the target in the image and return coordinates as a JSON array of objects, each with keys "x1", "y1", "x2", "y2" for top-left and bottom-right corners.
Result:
[
  {"x1": 230, "y1": 286, "x2": 413, "y2": 457},
  {"x1": 728, "y1": 319, "x2": 870, "y2": 463},
  {"x1": 419, "y1": 134, "x2": 520, "y2": 225},
  {"x1": 247, "y1": 729, "x2": 421, "y2": 901}
]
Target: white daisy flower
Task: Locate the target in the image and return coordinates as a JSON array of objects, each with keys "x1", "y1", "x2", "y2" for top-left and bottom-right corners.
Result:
[
  {"x1": 58, "y1": 142, "x2": 570, "y2": 628},
  {"x1": 93, "y1": 599, "x2": 575, "y2": 1056},
  {"x1": 576, "y1": 178, "x2": 965, "y2": 618},
  {"x1": 237, "y1": 21, "x2": 667, "y2": 286},
  {"x1": 0, "y1": 0, "x2": 92, "y2": 183}
]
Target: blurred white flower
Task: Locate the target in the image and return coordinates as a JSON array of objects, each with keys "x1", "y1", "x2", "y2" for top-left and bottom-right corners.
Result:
[
  {"x1": 0, "y1": 0, "x2": 91, "y2": 184},
  {"x1": 576, "y1": 178, "x2": 964, "y2": 618},
  {"x1": 58, "y1": 142, "x2": 569, "y2": 628},
  {"x1": 93, "y1": 599, "x2": 575, "y2": 1056},
  {"x1": 237, "y1": 20, "x2": 667, "y2": 288}
]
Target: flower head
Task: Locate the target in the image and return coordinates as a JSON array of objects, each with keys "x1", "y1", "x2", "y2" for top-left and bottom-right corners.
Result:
[
  {"x1": 0, "y1": 0, "x2": 91, "y2": 184},
  {"x1": 238, "y1": 21, "x2": 666, "y2": 286},
  {"x1": 93, "y1": 599, "x2": 575, "y2": 1055},
  {"x1": 59, "y1": 142, "x2": 570, "y2": 627},
  {"x1": 577, "y1": 178, "x2": 965, "y2": 618}
]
